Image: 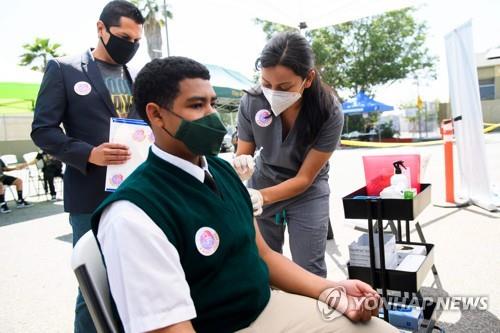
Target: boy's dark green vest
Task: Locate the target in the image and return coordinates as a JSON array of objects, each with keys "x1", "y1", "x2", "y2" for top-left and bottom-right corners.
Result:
[{"x1": 91, "y1": 152, "x2": 270, "y2": 333}]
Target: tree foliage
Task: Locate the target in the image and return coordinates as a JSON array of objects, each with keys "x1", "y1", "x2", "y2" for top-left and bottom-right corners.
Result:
[{"x1": 19, "y1": 38, "x2": 63, "y2": 72}]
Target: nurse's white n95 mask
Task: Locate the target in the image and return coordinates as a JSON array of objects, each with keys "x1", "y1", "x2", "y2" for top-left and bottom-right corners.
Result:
[{"x1": 261, "y1": 79, "x2": 306, "y2": 117}]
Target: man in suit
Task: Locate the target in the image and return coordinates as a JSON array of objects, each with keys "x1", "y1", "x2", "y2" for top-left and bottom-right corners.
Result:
[{"x1": 31, "y1": 1, "x2": 144, "y2": 332}]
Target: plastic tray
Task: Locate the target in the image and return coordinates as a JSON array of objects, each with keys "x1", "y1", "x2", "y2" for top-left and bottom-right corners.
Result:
[
  {"x1": 343, "y1": 184, "x2": 431, "y2": 220},
  {"x1": 347, "y1": 242, "x2": 434, "y2": 293}
]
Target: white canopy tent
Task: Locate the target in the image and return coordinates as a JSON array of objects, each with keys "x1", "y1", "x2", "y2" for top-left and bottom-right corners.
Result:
[
  {"x1": 243, "y1": 0, "x2": 421, "y2": 30},
  {"x1": 167, "y1": 0, "x2": 423, "y2": 32},
  {"x1": 445, "y1": 21, "x2": 499, "y2": 211}
]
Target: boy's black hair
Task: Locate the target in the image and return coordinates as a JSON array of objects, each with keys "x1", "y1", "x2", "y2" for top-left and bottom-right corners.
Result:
[
  {"x1": 133, "y1": 56, "x2": 211, "y2": 124},
  {"x1": 99, "y1": 0, "x2": 145, "y2": 27}
]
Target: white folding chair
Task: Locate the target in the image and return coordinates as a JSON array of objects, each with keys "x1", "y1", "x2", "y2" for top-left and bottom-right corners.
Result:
[
  {"x1": 1, "y1": 154, "x2": 19, "y2": 200},
  {"x1": 23, "y1": 152, "x2": 44, "y2": 196},
  {"x1": 0, "y1": 154, "x2": 18, "y2": 165},
  {"x1": 71, "y1": 231, "x2": 121, "y2": 333}
]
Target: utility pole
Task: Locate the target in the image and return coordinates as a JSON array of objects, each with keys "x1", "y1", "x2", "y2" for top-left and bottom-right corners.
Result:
[
  {"x1": 163, "y1": 0, "x2": 170, "y2": 56},
  {"x1": 416, "y1": 79, "x2": 422, "y2": 140},
  {"x1": 424, "y1": 101, "x2": 428, "y2": 137}
]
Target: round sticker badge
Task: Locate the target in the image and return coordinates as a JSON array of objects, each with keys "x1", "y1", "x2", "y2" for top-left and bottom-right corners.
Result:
[
  {"x1": 132, "y1": 129, "x2": 146, "y2": 142},
  {"x1": 255, "y1": 109, "x2": 272, "y2": 127},
  {"x1": 195, "y1": 227, "x2": 220, "y2": 256},
  {"x1": 110, "y1": 174, "x2": 124, "y2": 187},
  {"x1": 74, "y1": 81, "x2": 92, "y2": 96},
  {"x1": 148, "y1": 131, "x2": 155, "y2": 143}
]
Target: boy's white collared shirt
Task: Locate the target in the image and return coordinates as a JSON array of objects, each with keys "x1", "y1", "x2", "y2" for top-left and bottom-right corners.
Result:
[
  {"x1": 150, "y1": 144, "x2": 211, "y2": 182},
  {"x1": 98, "y1": 144, "x2": 212, "y2": 333}
]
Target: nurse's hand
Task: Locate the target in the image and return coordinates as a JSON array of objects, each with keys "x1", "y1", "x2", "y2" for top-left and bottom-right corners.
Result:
[
  {"x1": 233, "y1": 155, "x2": 255, "y2": 181},
  {"x1": 247, "y1": 188, "x2": 263, "y2": 216}
]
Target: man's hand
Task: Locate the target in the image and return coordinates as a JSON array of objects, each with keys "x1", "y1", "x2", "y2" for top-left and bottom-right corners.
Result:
[{"x1": 88, "y1": 143, "x2": 131, "y2": 166}]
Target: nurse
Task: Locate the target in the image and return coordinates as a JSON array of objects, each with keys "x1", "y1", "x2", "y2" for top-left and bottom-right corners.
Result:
[{"x1": 234, "y1": 32, "x2": 344, "y2": 277}]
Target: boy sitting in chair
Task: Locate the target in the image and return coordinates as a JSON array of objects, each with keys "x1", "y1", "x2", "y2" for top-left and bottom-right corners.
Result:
[{"x1": 91, "y1": 57, "x2": 398, "y2": 333}]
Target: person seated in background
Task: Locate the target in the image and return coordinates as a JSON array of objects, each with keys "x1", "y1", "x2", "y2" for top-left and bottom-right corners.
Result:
[
  {"x1": 36, "y1": 151, "x2": 63, "y2": 201},
  {"x1": 0, "y1": 158, "x2": 32, "y2": 214},
  {"x1": 231, "y1": 125, "x2": 238, "y2": 152},
  {"x1": 90, "y1": 57, "x2": 398, "y2": 333}
]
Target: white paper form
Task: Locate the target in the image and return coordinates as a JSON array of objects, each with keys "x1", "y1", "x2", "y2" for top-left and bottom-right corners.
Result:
[{"x1": 105, "y1": 118, "x2": 155, "y2": 191}]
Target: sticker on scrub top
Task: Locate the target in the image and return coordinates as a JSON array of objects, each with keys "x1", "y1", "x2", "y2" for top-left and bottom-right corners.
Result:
[
  {"x1": 255, "y1": 109, "x2": 272, "y2": 127},
  {"x1": 74, "y1": 81, "x2": 92, "y2": 96},
  {"x1": 195, "y1": 227, "x2": 220, "y2": 256}
]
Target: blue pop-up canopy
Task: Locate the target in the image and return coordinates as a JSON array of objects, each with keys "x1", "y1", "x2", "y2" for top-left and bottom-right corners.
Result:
[{"x1": 342, "y1": 91, "x2": 394, "y2": 114}]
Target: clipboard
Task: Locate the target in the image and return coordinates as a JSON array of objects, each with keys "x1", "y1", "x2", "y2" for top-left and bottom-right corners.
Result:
[{"x1": 105, "y1": 118, "x2": 154, "y2": 192}]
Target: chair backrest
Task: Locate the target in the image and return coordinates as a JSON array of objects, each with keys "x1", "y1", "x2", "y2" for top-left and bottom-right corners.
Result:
[
  {"x1": 23, "y1": 152, "x2": 38, "y2": 164},
  {"x1": 1, "y1": 154, "x2": 18, "y2": 165},
  {"x1": 23, "y1": 152, "x2": 41, "y2": 176},
  {"x1": 71, "y1": 231, "x2": 120, "y2": 333}
]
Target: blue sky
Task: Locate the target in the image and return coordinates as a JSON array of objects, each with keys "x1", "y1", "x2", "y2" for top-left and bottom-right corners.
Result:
[{"x1": 1, "y1": 0, "x2": 499, "y2": 105}]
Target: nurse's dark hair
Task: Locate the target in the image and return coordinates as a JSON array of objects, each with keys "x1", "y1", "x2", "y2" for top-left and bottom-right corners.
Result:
[
  {"x1": 254, "y1": 32, "x2": 339, "y2": 146},
  {"x1": 133, "y1": 57, "x2": 210, "y2": 124},
  {"x1": 99, "y1": 0, "x2": 145, "y2": 27}
]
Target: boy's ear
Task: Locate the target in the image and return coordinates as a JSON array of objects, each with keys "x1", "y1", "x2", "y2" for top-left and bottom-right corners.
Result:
[{"x1": 145, "y1": 103, "x2": 163, "y2": 126}]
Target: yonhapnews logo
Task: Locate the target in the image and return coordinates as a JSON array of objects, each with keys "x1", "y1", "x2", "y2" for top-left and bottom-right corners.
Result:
[{"x1": 316, "y1": 286, "x2": 348, "y2": 321}]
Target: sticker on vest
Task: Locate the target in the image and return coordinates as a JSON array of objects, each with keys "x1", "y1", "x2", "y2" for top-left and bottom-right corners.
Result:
[
  {"x1": 74, "y1": 81, "x2": 92, "y2": 96},
  {"x1": 195, "y1": 227, "x2": 220, "y2": 256},
  {"x1": 255, "y1": 109, "x2": 272, "y2": 127}
]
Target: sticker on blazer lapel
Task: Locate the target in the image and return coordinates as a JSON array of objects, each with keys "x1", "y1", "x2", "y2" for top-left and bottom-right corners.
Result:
[
  {"x1": 255, "y1": 109, "x2": 272, "y2": 127},
  {"x1": 74, "y1": 81, "x2": 92, "y2": 96},
  {"x1": 195, "y1": 227, "x2": 220, "y2": 256}
]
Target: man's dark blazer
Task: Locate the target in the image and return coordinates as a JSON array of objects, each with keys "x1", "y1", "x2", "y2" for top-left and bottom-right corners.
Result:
[{"x1": 31, "y1": 49, "x2": 140, "y2": 214}]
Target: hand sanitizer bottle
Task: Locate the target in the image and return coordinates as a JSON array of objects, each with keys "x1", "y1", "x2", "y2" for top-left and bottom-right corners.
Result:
[{"x1": 391, "y1": 160, "x2": 410, "y2": 190}]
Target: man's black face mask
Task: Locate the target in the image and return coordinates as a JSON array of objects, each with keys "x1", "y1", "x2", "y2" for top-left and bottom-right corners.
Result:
[{"x1": 100, "y1": 25, "x2": 139, "y2": 65}]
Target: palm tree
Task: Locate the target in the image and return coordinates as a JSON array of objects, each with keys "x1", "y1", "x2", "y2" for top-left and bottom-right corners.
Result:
[
  {"x1": 19, "y1": 38, "x2": 64, "y2": 72},
  {"x1": 132, "y1": 0, "x2": 173, "y2": 59}
]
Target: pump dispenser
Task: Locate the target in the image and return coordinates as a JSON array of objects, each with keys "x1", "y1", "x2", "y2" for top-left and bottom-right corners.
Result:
[
  {"x1": 379, "y1": 160, "x2": 410, "y2": 198},
  {"x1": 391, "y1": 161, "x2": 409, "y2": 189}
]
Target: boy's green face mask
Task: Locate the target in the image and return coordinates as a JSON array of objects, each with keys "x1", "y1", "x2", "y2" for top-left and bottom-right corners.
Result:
[{"x1": 162, "y1": 109, "x2": 227, "y2": 156}]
